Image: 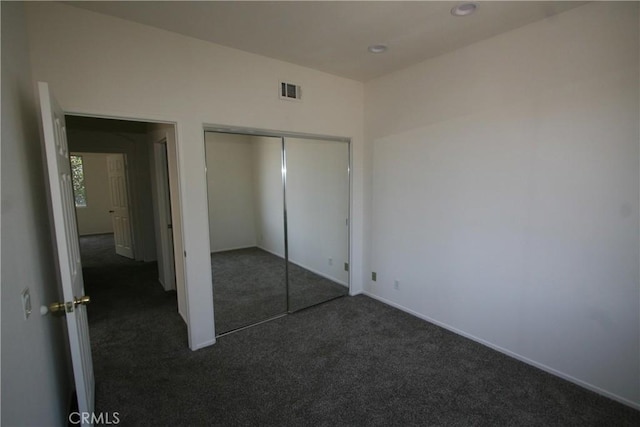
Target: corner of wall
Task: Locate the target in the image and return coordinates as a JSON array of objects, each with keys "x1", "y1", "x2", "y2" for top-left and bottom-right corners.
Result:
[{"x1": 1, "y1": 1, "x2": 72, "y2": 424}]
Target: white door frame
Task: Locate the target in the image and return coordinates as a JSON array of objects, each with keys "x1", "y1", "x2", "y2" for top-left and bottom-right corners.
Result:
[
  {"x1": 151, "y1": 137, "x2": 176, "y2": 291},
  {"x1": 65, "y1": 110, "x2": 190, "y2": 342}
]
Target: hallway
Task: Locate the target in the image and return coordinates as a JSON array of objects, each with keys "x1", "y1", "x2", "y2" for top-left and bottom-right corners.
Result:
[{"x1": 81, "y1": 234, "x2": 188, "y2": 418}]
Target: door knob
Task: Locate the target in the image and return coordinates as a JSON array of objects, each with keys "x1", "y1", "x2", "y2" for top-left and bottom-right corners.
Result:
[
  {"x1": 74, "y1": 296, "x2": 91, "y2": 306},
  {"x1": 45, "y1": 296, "x2": 90, "y2": 317},
  {"x1": 48, "y1": 301, "x2": 69, "y2": 316}
]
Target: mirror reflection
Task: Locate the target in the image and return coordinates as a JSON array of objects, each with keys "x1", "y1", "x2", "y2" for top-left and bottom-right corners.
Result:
[
  {"x1": 205, "y1": 131, "x2": 351, "y2": 335},
  {"x1": 205, "y1": 132, "x2": 286, "y2": 334},
  {"x1": 285, "y1": 138, "x2": 350, "y2": 311}
]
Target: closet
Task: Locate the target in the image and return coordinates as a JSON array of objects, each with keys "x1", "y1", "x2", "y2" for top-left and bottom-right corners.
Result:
[{"x1": 205, "y1": 130, "x2": 350, "y2": 335}]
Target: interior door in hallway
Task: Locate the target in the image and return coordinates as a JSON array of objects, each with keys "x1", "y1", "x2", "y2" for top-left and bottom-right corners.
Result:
[
  {"x1": 154, "y1": 140, "x2": 176, "y2": 290},
  {"x1": 107, "y1": 153, "x2": 134, "y2": 259}
]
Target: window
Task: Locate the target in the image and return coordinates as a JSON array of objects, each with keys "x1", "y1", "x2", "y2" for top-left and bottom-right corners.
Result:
[{"x1": 70, "y1": 155, "x2": 87, "y2": 207}]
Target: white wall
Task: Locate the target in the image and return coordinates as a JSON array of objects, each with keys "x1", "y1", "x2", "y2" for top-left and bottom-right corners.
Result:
[
  {"x1": 205, "y1": 133, "x2": 258, "y2": 252},
  {"x1": 285, "y1": 138, "x2": 350, "y2": 285},
  {"x1": 1, "y1": 2, "x2": 72, "y2": 425},
  {"x1": 25, "y1": 1, "x2": 364, "y2": 346},
  {"x1": 72, "y1": 152, "x2": 113, "y2": 235},
  {"x1": 67, "y1": 128, "x2": 157, "y2": 262},
  {"x1": 15, "y1": 0, "x2": 639, "y2": 411},
  {"x1": 365, "y1": 2, "x2": 639, "y2": 407},
  {"x1": 252, "y1": 136, "x2": 285, "y2": 257}
]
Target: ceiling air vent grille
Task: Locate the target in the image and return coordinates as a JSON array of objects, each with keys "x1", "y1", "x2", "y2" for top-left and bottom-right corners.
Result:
[{"x1": 280, "y1": 81, "x2": 302, "y2": 101}]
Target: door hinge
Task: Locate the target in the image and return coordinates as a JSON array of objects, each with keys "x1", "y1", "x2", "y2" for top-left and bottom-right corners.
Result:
[{"x1": 344, "y1": 262, "x2": 349, "y2": 272}]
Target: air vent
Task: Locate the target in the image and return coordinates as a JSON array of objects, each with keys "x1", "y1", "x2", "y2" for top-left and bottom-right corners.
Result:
[{"x1": 279, "y1": 81, "x2": 302, "y2": 101}]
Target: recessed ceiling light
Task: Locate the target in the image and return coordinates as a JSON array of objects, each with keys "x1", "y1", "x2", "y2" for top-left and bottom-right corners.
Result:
[
  {"x1": 451, "y1": 2, "x2": 478, "y2": 17},
  {"x1": 368, "y1": 44, "x2": 388, "y2": 54}
]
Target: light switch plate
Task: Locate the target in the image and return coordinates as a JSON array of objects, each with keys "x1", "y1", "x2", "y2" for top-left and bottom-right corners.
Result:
[{"x1": 21, "y1": 288, "x2": 32, "y2": 320}]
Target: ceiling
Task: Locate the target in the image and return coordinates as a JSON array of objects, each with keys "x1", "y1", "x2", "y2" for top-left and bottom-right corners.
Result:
[{"x1": 67, "y1": 1, "x2": 586, "y2": 82}]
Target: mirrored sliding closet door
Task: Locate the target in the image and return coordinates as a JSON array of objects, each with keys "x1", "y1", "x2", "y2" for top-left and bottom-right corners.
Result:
[
  {"x1": 284, "y1": 137, "x2": 350, "y2": 312},
  {"x1": 206, "y1": 130, "x2": 350, "y2": 335},
  {"x1": 205, "y1": 132, "x2": 286, "y2": 335}
]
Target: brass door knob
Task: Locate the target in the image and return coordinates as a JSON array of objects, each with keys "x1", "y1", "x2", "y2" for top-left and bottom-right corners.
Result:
[
  {"x1": 48, "y1": 301, "x2": 68, "y2": 316},
  {"x1": 45, "y1": 296, "x2": 90, "y2": 317},
  {"x1": 73, "y1": 296, "x2": 91, "y2": 306}
]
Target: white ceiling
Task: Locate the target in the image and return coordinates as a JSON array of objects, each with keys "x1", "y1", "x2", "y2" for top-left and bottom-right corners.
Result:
[{"x1": 67, "y1": 1, "x2": 587, "y2": 82}]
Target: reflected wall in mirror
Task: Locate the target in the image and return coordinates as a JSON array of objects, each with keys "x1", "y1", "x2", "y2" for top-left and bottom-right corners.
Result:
[
  {"x1": 285, "y1": 138, "x2": 350, "y2": 312},
  {"x1": 205, "y1": 132, "x2": 286, "y2": 334}
]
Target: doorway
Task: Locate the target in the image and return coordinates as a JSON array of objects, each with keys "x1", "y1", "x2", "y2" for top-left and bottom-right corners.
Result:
[
  {"x1": 65, "y1": 115, "x2": 185, "y2": 317},
  {"x1": 71, "y1": 152, "x2": 135, "y2": 259}
]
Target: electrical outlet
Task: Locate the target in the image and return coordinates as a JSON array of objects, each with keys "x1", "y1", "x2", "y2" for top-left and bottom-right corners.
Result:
[
  {"x1": 372, "y1": 272, "x2": 377, "y2": 281},
  {"x1": 328, "y1": 258, "x2": 333, "y2": 266},
  {"x1": 394, "y1": 280, "x2": 400, "y2": 290}
]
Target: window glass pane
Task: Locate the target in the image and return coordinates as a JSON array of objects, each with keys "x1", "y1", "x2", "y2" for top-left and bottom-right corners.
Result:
[{"x1": 70, "y1": 155, "x2": 87, "y2": 207}]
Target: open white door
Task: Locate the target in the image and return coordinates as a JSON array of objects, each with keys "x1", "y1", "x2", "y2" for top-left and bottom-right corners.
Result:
[
  {"x1": 38, "y1": 82, "x2": 95, "y2": 422},
  {"x1": 154, "y1": 140, "x2": 176, "y2": 290},
  {"x1": 106, "y1": 154, "x2": 134, "y2": 259}
]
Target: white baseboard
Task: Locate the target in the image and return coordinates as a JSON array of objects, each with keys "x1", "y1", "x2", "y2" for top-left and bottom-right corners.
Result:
[
  {"x1": 255, "y1": 245, "x2": 348, "y2": 287},
  {"x1": 255, "y1": 245, "x2": 285, "y2": 259},
  {"x1": 288, "y1": 259, "x2": 349, "y2": 288},
  {"x1": 158, "y1": 277, "x2": 177, "y2": 292},
  {"x1": 178, "y1": 308, "x2": 187, "y2": 324},
  {"x1": 78, "y1": 231, "x2": 113, "y2": 237},
  {"x1": 362, "y1": 291, "x2": 640, "y2": 411},
  {"x1": 210, "y1": 244, "x2": 256, "y2": 253},
  {"x1": 190, "y1": 337, "x2": 216, "y2": 351},
  {"x1": 211, "y1": 245, "x2": 348, "y2": 287}
]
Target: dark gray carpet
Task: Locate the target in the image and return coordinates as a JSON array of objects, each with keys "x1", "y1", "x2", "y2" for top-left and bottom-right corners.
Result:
[
  {"x1": 287, "y1": 255, "x2": 349, "y2": 312},
  {"x1": 80, "y1": 234, "x2": 179, "y2": 327},
  {"x1": 212, "y1": 247, "x2": 348, "y2": 333},
  {"x1": 82, "y1": 234, "x2": 639, "y2": 426}
]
